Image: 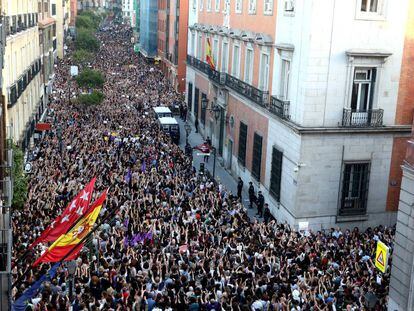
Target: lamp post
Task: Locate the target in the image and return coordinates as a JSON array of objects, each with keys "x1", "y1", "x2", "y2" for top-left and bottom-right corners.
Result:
[{"x1": 184, "y1": 122, "x2": 192, "y2": 145}]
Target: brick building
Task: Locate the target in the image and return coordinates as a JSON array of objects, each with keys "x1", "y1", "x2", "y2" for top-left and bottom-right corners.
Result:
[
  {"x1": 157, "y1": 0, "x2": 189, "y2": 93},
  {"x1": 186, "y1": 0, "x2": 413, "y2": 230},
  {"x1": 186, "y1": 0, "x2": 277, "y2": 194}
]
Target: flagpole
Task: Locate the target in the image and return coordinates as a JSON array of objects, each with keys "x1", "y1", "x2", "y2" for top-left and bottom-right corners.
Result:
[{"x1": 12, "y1": 205, "x2": 119, "y2": 289}]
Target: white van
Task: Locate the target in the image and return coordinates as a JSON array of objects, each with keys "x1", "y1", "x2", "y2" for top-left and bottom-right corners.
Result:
[
  {"x1": 158, "y1": 117, "x2": 180, "y2": 144},
  {"x1": 153, "y1": 106, "x2": 173, "y2": 119}
]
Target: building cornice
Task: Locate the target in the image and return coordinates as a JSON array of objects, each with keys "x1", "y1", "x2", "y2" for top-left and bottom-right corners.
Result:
[
  {"x1": 189, "y1": 23, "x2": 273, "y2": 46},
  {"x1": 345, "y1": 49, "x2": 392, "y2": 59}
]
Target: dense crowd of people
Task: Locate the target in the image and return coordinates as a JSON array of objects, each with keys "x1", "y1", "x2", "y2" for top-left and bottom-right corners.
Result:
[{"x1": 11, "y1": 19, "x2": 395, "y2": 311}]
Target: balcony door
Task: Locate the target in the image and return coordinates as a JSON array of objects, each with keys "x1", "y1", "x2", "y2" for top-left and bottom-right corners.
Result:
[{"x1": 350, "y1": 68, "x2": 376, "y2": 125}]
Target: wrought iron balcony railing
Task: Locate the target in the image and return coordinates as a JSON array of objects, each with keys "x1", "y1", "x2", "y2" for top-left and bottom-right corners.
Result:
[
  {"x1": 225, "y1": 74, "x2": 268, "y2": 107},
  {"x1": 341, "y1": 108, "x2": 384, "y2": 127},
  {"x1": 186, "y1": 54, "x2": 211, "y2": 76},
  {"x1": 6, "y1": 13, "x2": 38, "y2": 36},
  {"x1": 186, "y1": 54, "x2": 268, "y2": 107},
  {"x1": 269, "y1": 96, "x2": 290, "y2": 120}
]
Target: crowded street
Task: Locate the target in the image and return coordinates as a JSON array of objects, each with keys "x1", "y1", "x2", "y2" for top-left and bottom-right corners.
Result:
[{"x1": 10, "y1": 21, "x2": 395, "y2": 311}]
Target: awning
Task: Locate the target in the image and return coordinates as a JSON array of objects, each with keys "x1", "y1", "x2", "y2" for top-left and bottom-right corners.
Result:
[{"x1": 35, "y1": 123, "x2": 52, "y2": 131}]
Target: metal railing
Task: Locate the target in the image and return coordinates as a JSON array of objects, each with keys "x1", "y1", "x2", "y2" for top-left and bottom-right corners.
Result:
[
  {"x1": 186, "y1": 54, "x2": 269, "y2": 110},
  {"x1": 186, "y1": 54, "x2": 211, "y2": 76},
  {"x1": 7, "y1": 58, "x2": 41, "y2": 108},
  {"x1": 5, "y1": 13, "x2": 37, "y2": 36},
  {"x1": 225, "y1": 74, "x2": 268, "y2": 107},
  {"x1": 341, "y1": 108, "x2": 384, "y2": 127},
  {"x1": 269, "y1": 96, "x2": 290, "y2": 120}
]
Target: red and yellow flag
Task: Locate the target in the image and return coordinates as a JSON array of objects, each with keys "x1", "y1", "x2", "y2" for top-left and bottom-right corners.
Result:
[
  {"x1": 33, "y1": 190, "x2": 108, "y2": 266},
  {"x1": 206, "y1": 38, "x2": 215, "y2": 70},
  {"x1": 30, "y1": 178, "x2": 96, "y2": 248}
]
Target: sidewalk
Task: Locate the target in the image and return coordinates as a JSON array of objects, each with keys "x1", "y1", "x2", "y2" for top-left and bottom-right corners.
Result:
[{"x1": 177, "y1": 118, "x2": 261, "y2": 221}]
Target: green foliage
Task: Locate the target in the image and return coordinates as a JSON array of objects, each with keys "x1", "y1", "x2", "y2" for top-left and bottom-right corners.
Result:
[
  {"x1": 75, "y1": 28, "x2": 100, "y2": 52},
  {"x1": 77, "y1": 10, "x2": 103, "y2": 30},
  {"x1": 72, "y1": 49, "x2": 94, "y2": 65},
  {"x1": 78, "y1": 91, "x2": 105, "y2": 106},
  {"x1": 76, "y1": 15, "x2": 95, "y2": 30},
  {"x1": 76, "y1": 69, "x2": 105, "y2": 88},
  {"x1": 12, "y1": 145, "x2": 28, "y2": 209}
]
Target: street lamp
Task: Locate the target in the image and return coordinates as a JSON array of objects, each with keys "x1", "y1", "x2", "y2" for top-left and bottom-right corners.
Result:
[
  {"x1": 184, "y1": 122, "x2": 192, "y2": 144},
  {"x1": 201, "y1": 98, "x2": 221, "y2": 122}
]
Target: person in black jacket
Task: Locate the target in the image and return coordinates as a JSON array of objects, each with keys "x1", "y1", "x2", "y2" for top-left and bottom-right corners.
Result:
[
  {"x1": 263, "y1": 203, "x2": 271, "y2": 224},
  {"x1": 237, "y1": 177, "x2": 243, "y2": 200},
  {"x1": 256, "y1": 191, "x2": 264, "y2": 217},
  {"x1": 248, "y1": 182, "x2": 255, "y2": 209}
]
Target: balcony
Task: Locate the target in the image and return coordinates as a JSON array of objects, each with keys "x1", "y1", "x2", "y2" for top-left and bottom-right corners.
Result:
[
  {"x1": 341, "y1": 108, "x2": 384, "y2": 127},
  {"x1": 186, "y1": 54, "x2": 210, "y2": 76},
  {"x1": 269, "y1": 96, "x2": 290, "y2": 120},
  {"x1": 7, "y1": 58, "x2": 41, "y2": 108},
  {"x1": 6, "y1": 13, "x2": 37, "y2": 36},
  {"x1": 225, "y1": 74, "x2": 268, "y2": 107},
  {"x1": 186, "y1": 54, "x2": 268, "y2": 107},
  {"x1": 209, "y1": 68, "x2": 227, "y2": 85}
]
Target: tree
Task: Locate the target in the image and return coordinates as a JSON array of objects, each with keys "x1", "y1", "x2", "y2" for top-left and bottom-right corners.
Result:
[
  {"x1": 76, "y1": 69, "x2": 105, "y2": 88},
  {"x1": 77, "y1": 10, "x2": 102, "y2": 30},
  {"x1": 72, "y1": 49, "x2": 94, "y2": 65},
  {"x1": 76, "y1": 15, "x2": 96, "y2": 30},
  {"x1": 12, "y1": 145, "x2": 28, "y2": 209},
  {"x1": 78, "y1": 91, "x2": 105, "y2": 106},
  {"x1": 75, "y1": 28, "x2": 100, "y2": 52}
]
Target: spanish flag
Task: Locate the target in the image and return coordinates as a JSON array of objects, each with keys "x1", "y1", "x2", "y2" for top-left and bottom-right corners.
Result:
[
  {"x1": 32, "y1": 190, "x2": 108, "y2": 267},
  {"x1": 206, "y1": 38, "x2": 215, "y2": 70},
  {"x1": 30, "y1": 178, "x2": 96, "y2": 248}
]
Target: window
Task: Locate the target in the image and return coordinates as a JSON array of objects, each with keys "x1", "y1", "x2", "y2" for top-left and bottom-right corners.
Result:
[
  {"x1": 279, "y1": 59, "x2": 291, "y2": 100},
  {"x1": 222, "y1": 41, "x2": 229, "y2": 72},
  {"x1": 248, "y1": 0, "x2": 256, "y2": 14},
  {"x1": 270, "y1": 147, "x2": 283, "y2": 201},
  {"x1": 235, "y1": 0, "x2": 242, "y2": 13},
  {"x1": 356, "y1": 0, "x2": 385, "y2": 19},
  {"x1": 199, "y1": 0, "x2": 203, "y2": 10},
  {"x1": 207, "y1": 0, "x2": 212, "y2": 11},
  {"x1": 215, "y1": 0, "x2": 220, "y2": 11},
  {"x1": 340, "y1": 162, "x2": 370, "y2": 215},
  {"x1": 252, "y1": 133, "x2": 263, "y2": 181},
  {"x1": 360, "y1": 0, "x2": 379, "y2": 13},
  {"x1": 244, "y1": 48, "x2": 253, "y2": 84},
  {"x1": 351, "y1": 68, "x2": 376, "y2": 111},
  {"x1": 284, "y1": 0, "x2": 295, "y2": 12},
  {"x1": 264, "y1": 0, "x2": 273, "y2": 14},
  {"x1": 213, "y1": 38, "x2": 219, "y2": 68},
  {"x1": 193, "y1": 0, "x2": 197, "y2": 10},
  {"x1": 224, "y1": 0, "x2": 230, "y2": 13},
  {"x1": 188, "y1": 83, "x2": 193, "y2": 112},
  {"x1": 259, "y1": 53, "x2": 270, "y2": 90},
  {"x1": 238, "y1": 122, "x2": 248, "y2": 166},
  {"x1": 232, "y1": 45, "x2": 240, "y2": 78},
  {"x1": 197, "y1": 34, "x2": 203, "y2": 59},
  {"x1": 191, "y1": 32, "x2": 196, "y2": 56}
]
